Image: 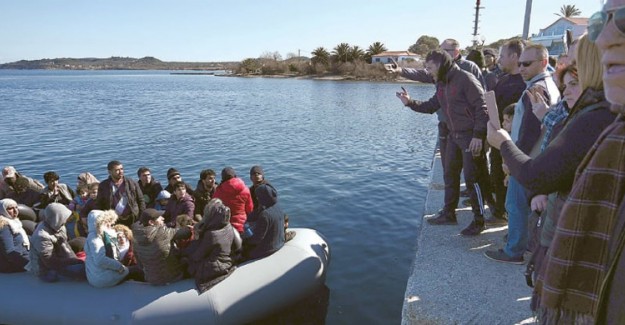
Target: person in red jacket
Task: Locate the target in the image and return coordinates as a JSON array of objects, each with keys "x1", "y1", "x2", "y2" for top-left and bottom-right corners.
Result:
[{"x1": 213, "y1": 167, "x2": 252, "y2": 234}]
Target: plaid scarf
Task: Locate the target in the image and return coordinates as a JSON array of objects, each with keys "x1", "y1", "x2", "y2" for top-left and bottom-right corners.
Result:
[
  {"x1": 540, "y1": 100, "x2": 569, "y2": 152},
  {"x1": 535, "y1": 112, "x2": 625, "y2": 323}
]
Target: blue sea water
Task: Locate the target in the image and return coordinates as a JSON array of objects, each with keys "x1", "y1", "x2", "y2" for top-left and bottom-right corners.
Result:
[{"x1": 0, "y1": 70, "x2": 438, "y2": 324}]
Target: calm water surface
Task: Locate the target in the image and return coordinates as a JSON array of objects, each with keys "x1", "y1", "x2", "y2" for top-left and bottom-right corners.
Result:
[{"x1": 0, "y1": 70, "x2": 438, "y2": 324}]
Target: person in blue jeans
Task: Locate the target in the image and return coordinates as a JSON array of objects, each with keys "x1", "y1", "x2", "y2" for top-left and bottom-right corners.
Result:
[{"x1": 484, "y1": 44, "x2": 561, "y2": 264}]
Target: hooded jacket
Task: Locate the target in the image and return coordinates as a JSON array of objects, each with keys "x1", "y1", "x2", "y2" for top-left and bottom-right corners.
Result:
[
  {"x1": 132, "y1": 220, "x2": 190, "y2": 285},
  {"x1": 0, "y1": 199, "x2": 30, "y2": 273},
  {"x1": 213, "y1": 177, "x2": 253, "y2": 233},
  {"x1": 187, "y1": 200, "x2": 239, "y2": 293},
  {"x1": 406, "y1": 57, "x2": 488, "y2": 139},
  {"x1": 162, "y1": 193, "x2": 195, "y2": 228},
  {"x1": 244, "y1": 184, "x2": 285, "y2": 260},
  {"x1": 29, "y1": 203, "x2": 82, "y2": 276},
  {"x1": 84, "y1": 210, "x2": 128, "y2": 288}
]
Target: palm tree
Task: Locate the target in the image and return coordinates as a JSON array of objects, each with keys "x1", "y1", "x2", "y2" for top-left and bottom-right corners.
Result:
[
  {"x1": 332, "y1": 43, "x2": 351, "y2": 63},
  {"x1": 349, "y1": 45, "x2": 365, "y2": 62},
  {"x1": 366, "y1": 42, "x2": 387, "y2": 63},
  {"x1": 311, "y1": 47, "x2": 330, "y2": 65},
  {"x1": 555, "y1": 4, "x2": 581, "y2": 17}
]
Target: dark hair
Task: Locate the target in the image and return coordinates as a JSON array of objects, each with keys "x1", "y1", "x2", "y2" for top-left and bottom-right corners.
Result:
[
  {"x1": 503, "y1": 104, "x2": 515, "y2": 116},
  {"x1": 425, "y1": 50, "x2": 454, "y2": 83},
  {"x1": 43, "y1": 171, "x2": 59, "y2": 183},
  {"x1": 200, "y1": 169, "x2": 216, "y2": 180},
  {"x1": 76, "y1": 184, "x2": 89, "y2": 195},
  {"x1": 173, "y1": 181, "x2": 186, "y2": 190},
  {"x1": 556, "y1": 64, "x2": 578, "y2": 87},
  {"x1": 466, "y1": 49, "x2": 485, "y2": 70},
  {"x1": 107, "y1": 160, "x2": 122, "y2": 171},
  {"x1": 504, "y1": 39, "x2": 525, "y2": 58},
  {"x1": 137, "y1": 166, "x2": 151, "y2": 178}
]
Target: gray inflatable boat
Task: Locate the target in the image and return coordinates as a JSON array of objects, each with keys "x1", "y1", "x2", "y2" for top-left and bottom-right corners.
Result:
[{"x1": 0, "y1": 228, "x2": 330, "y2": 324}]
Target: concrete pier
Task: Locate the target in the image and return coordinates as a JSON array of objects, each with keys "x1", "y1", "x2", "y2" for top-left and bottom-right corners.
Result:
[{"x1": 402, "y1": 150, "x2": 536, "y2": 324}]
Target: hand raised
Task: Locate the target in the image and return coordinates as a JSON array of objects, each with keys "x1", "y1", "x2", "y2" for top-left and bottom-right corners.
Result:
[{"x1": 395, "y1": 86, "x2": 411, "y2": 106}]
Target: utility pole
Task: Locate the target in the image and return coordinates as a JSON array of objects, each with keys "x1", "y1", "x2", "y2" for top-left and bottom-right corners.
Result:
[
  {"x1": 472, "y1": 0, "x2": 484, "y2": 47},
  {"x1": 522, "y1": 0, "x2": 533, "y2": 40}
]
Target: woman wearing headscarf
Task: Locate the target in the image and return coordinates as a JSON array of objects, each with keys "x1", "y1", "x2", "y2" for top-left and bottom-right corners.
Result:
[
  {"x1": 0, "y1": 199, "x2": 30, "y2": 273},
  {"x1": 187, "y1": 198, "x2": 239, "y2": 293}
]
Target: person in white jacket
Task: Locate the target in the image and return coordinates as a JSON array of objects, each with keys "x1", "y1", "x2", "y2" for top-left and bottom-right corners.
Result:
[{"x1": 84, "y1": 209, "x2": 128, "y2": 288}]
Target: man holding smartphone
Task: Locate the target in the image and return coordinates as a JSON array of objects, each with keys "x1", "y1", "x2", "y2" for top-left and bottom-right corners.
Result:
[{"x1": 396, "y1": 49, "x2": 488, "y2": 236}]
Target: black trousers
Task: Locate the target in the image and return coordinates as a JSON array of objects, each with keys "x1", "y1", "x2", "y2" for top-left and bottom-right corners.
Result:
[{"x1": 443, "y1": 132, "x2": 485, "y2": 219}]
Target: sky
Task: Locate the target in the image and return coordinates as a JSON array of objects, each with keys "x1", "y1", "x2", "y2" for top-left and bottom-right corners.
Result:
[{"x1": 0, "y1": 0, "x2": 604, "y2": 64}]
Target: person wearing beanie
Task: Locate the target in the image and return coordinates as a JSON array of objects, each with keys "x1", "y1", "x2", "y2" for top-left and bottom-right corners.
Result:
[
  {"x1": 164, "y1": 167, "x2": 195, "y2": 197},
  {"x1": 243, "y1": 184, "x2": 285, "y2": 261},
  {"x1": 96, "y1": 160, "x2": 146, "y2": 228},
  {"x1": 249, "y1": 165, "x2": 271, "y2": 211},
  {"x1": 483, "y1": 47, "x2": 503, "y2": 91},
  {"x1": 132, "y1": 208, "x2": 191, "y2": 285},
  {"x1": 29, "y1": 203, "x2": 86, "y2": 282},
  {"x1": 213, "y1": 167, "x2": 253, "y2": 233}
]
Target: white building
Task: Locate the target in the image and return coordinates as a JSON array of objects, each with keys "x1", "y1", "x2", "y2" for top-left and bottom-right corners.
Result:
[
  {"x1": 529, "y1": 17, "x2": 588, "y2": 56},
  {"x1": 371, "y1": 51, "x2": 420, "y2": 64}
]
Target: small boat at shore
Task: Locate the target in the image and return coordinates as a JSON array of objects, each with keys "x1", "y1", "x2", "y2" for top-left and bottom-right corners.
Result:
[{"x1": 0, "y1": 228, "x2": 330, "y2": 324}]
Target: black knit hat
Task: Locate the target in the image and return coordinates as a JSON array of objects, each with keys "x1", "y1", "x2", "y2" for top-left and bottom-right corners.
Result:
[
  {"x1": 167, "y1": 168, "x2": 180, "y2": 180},
  {"x1": 250, "y1": 165, "x2": 264, "y2": 176},
  {"x1": 221, "y1": 167, "x2": 236, "y2": 182}
]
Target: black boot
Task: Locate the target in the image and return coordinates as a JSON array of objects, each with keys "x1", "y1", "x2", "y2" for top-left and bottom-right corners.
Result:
[
  {"x1": 426, "y1": 209, "x2": 457, "y2": 225},
  {"x1": 460, "y1": 218, "x2": 485, "y2": 236}
]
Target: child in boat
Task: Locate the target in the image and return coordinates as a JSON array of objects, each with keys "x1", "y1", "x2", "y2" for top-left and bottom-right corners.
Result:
[
  {"x1": 66, "y1": 184, "x2": 89, "y2": 240},
  {"x1": 154, "y1": 190, "x2": 171, "y2": 211},
  {"x1": 78, "y1": 183, "x2": 99, "y2": 237}
]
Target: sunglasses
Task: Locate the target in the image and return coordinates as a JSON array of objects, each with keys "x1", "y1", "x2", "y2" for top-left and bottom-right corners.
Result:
[
  {"x1": 588, "y1": 6, "x2": 625, "y2": 42},
  {"x1": 518, "y1": 60, "x2": 538, "y2": 68}
]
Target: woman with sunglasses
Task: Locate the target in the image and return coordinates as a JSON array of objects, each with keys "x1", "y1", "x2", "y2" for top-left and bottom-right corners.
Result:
[
  {"x1": 0, "y1": 198, "x2": 30, "y2": 273},
  {"x1": 592, "y1": 0, "x2": 625, "y2": 323},
  {"x1": 487, "y1": 32, "x2": 619, "y2": 322}
]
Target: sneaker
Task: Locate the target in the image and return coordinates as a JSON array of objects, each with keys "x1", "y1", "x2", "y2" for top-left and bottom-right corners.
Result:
[
  {"x1": 426, "y1": 210, "x2": 457, "y2": 225},
  {"x1": 484, "y1": 249, "x2": 524, "y2": 264},
  {"x1": 460, "y1": 220, "x2": 485, "y2": 236}
]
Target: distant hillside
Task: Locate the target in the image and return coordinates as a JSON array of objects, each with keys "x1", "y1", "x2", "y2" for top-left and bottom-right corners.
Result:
[{"x1": 0, "y1": 56, "x2": 238, "y2": 70}]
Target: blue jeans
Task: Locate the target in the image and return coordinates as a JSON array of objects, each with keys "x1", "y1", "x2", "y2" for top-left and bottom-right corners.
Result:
[
  {"x1": 504, "y1": 176, "x2": 531, "y2": 258},
  {"x1": 40, "y1": 264, "x2": 86, "y2": 282}
]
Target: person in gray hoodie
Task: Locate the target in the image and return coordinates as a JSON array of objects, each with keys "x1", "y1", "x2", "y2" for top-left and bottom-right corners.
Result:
[
  {"x1": 29, "y1": 203, "x2": 85, "y2": 282},
  {"x1": 84, "y1": 209, "x2": 129, "y2": 288}
]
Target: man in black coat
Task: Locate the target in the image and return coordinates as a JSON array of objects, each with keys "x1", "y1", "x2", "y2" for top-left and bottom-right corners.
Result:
[{"x1": 96, "y1": 160, "x2": 145, "y2": 227}]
